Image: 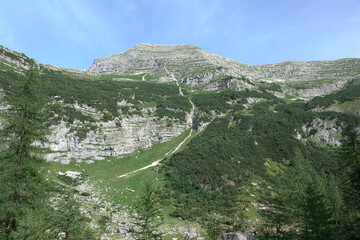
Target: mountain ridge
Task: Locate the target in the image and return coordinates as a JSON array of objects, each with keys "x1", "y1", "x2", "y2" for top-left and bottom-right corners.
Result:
[{"x1": 85, "y1": 43, "x2": 360, "y2": 98}]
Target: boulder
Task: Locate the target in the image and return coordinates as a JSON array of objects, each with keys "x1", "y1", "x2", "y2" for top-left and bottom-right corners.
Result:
[{"x1": 217, "y1": 232, "x2": 258, "y2": 240}]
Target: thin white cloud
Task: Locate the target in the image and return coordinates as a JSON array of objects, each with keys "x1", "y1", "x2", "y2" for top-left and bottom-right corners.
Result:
[{"x1": 191, "y1": 0, "x2": 221, "y2": 37}]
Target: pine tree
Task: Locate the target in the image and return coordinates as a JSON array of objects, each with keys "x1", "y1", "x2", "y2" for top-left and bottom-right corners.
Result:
[
  {"x1": 9, "y1": 206, "x2": 56, "y2": 240},
  {"x1": 339, "y1": 123, "x2": 360, "y2": 212},
  {"x1": 259, "y1": 173, "x2": 294, "y2": 240},
  {"x1": 52, "y1": 183, "x2": 94, "y2": 240},
  {"x1": 204, "y1": 213, "x2": 223, "y2": 240},
  {"x1": 0, "y1": 60, "x2": 48, "y2": 238},
  {"x1": 285, "y1": 149, "x2": 314, "y2": 223},
  {"x1": 130, "y1": 178, "x2": 164, "y2": 240},
  {"x1": 277, "y1": 149, "x2": 333, "y2": 239},
  {"x1": 302, "y1": 182, "x2": 333, "y2": 240},
  {"x1": 325, "y1": 174, "x2": 344, "y2": 225},
  {"x1": 263, "y1": 195, "x2": 289, "y2": 238}
]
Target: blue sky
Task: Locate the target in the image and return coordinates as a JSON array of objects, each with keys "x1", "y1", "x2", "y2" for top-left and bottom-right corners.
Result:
[{"x1": 1, "y1": 0, "x2": 360, "y2": 70}]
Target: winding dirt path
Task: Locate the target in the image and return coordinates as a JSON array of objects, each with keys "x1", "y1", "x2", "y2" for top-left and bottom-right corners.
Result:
[{"x1": 118, "y1": 69, "x2": 195, "y2": 178}]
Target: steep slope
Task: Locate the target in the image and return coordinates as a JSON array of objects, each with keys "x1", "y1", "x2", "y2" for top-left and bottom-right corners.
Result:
[
  {"x1": 259, "y1": 58, "x2": 360, "y2": 97},
  {"x1": 0, "y1": 45, "x2": 193, "y2": 164},
  {"x1": 163, "y1": 77, "x2": 360, "y2": 229},
  {"x1": 1, "y1": 43, "x2": 360, "y2": 163}
]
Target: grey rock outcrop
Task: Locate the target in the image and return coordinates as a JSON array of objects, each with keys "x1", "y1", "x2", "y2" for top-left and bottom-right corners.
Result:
[
  {"x1": 0, "y1": 45, "x2": 31, "y2": 70},
  {"x1": 39, "y1": 101, "x2": 189, "y2": 164},
  {"x1": 302, "y1": 118, "x2": 344, "y2": 146},
  {"x1": 86, "y1": 44, "x2": 360, "y2": 98},
  {"x1": 86, "y1": 44, "x2": 256, "y2": 92},
  {"x1": 217, "y1": 232, "x2": 258, "y2": 240}
]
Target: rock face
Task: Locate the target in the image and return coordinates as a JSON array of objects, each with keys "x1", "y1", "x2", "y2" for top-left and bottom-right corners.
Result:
[
  {"x1": 41, "y1": 106, "x2": 189, "y2": 164},
  {"x1": 86, "y1": 44, "x2": 256, "y2": 91},
  {"x1": 217, "y1": 232, "x2": 258, "y2": 240},
  {"x1": 0, "y1": 45, "x2": 31, "y2": 70},
  {"x1": 87, "y1": 43, "x2": 250, "y2": 75},
  {"x1": 302, "y1": 118, "x2": 344, "y2": 146},
  {"x1": 86, "y1": 44, "x2": 360, "y2": 98}
]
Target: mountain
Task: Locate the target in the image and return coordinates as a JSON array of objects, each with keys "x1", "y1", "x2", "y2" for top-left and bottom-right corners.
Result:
[
  {"x1": 87, "y1": 43, "x2": 360, "y2": 97},
  {"x1": 1, "y1": 43, "x2": 360, "y2": 239}
]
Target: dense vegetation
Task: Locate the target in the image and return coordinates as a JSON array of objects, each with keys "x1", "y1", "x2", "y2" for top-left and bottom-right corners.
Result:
[
  {"x1": 43, "y1": 69, "x2": 192, "y2": 122},
  {"x1": 0, "y1": 67, "x2": 192, "y2": 123},
  {"x1": 192, "y1": 88, "x2": 276, "y2": 114},
  {"x1": 163, "y1": 81, "x2": 360, "y2": 238},
  {"x1": 0, "y1": 62, "x2": 95, "y2": 239}
]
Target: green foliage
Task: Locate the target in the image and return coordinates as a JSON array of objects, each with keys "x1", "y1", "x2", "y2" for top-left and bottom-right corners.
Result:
[
  {"x1": 42, "y1": 69, "x2": 190, "y2": 121},
  {"x1": 2, "y1": 67, "x2": 193, "y2": 123},
  {"x1": 204, "y1": 213, "x2": 224, "y2": 240},
  {"x1": 325, "y1": 174, "x2": 344, "y2": 224},
  {"x1": 338, "y1": 124, "x2": 360, "y2": 213},
  {"x1": 52, "y1": 184, "x2": 94, "y2": 240},
  {"x1": 130, "y1": 178, "x2": 164, "y2": 240},
  {"x1": 258, "y1": 82, "x2": 283, "y2": 92},
  {"x1": 157, "y1": 95, "x2": 192, "y2": 112},
  {"x1": 301, "y1": 182, "x2": 333, "y2": 239},
  {"x1": 305, "y1": 77, "x2": 360, "y2": 110},
  {"x1": 164, "y1": 84, "x2": 360, "y2": 231},
  {"x1": 0, "y1": 60, "x2": 48, "y2": 237},
  {"x1": 192, "y1": 89, "x2": 275, "y2": 113},
  {"x1": 260, "y1": 151, "x2": 334, "y2": 239},
  {"x1": 10, "y1": 207, "x2": 57, "y2": 240},
  {"x1": 155, "y1": 109, "x2": 186, "y2": 121}
]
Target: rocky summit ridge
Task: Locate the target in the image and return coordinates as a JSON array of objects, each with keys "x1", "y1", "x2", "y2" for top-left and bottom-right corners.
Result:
[
  {"x1": 2, "y1": 43, "x2": 360, "y2": 98},
  {"x1": 86, "y1": 43, "x2": 360, "y2": 98}
]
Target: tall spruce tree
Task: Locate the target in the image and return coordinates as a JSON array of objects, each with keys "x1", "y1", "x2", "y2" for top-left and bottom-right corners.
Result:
[
  {"x1": 325, "y1": 174, "x2": 344, "y2": 225},
  {"x1": 130, "y1": 178, "x2": 163, "y2": 240},
  {"x1": 0, "y1": 60, "x2": 48, "y2": 238},
  {"x1": 52, "y1": 183, "x2": 94, "y2": 240},
  {"x1": 260, "y1": 174, "x2": 293, "y2": 240},
  {"x1": 285, "y1": 149, "x2": 314, "y2": 223},
  {"x1": 302, "y1": 182, "x2": 333, "y2": 240},
  {"x1": 339, "y1": 123, "x2": 360, "y2": 212},
  {"x1": 279, "y1": 150, "x2": 333, "y2": 239}
]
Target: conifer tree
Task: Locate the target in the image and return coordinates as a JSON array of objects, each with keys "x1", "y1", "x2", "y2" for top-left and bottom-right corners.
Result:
[
  {"x1": 9, "y1": 206, "x2": 56, "y2": 240},
  {"x1": 0, "y1": 60, "x2": 48, "y2": 238},
  {"x1": 285, "y1": 149, "x2": 314, "y2": 222},
  {"x1": 325, "y1": 174, "x2": 344, "y2": 225},
  {"x1": 302, "y1": 182, "x2": 333, "y2": 240},
  {"x1": 279, "y1": 150, "x2": 333, "y2": 239},
  {"x1": 260, "y1": 174, "x2": 292, "y2": 239},
  {"x1": 204, "y1": 213, "x2": 223, "y2": 240},
  {"x1": 339, "y1": 123, "x2": 360, "y2": 212},
  {"x1": 130, "y1": 178, "x2": 163, "y2": 240},
  {"x1": 52, "y1": 183, "x2": 94, "y2": 240}
]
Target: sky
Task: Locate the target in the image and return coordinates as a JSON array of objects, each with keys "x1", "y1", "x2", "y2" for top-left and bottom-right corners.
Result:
[{"x1": 0, "y1": 0, "x2": 360, "y2": 70}]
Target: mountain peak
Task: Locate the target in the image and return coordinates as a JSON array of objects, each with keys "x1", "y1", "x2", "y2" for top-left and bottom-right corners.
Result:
[
  {"x1": 131, "y1": 43, "x2": 200, "y2": 50},
  {"x1": 86, "y1": 43, "x2": 242, "y2": 75}
]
